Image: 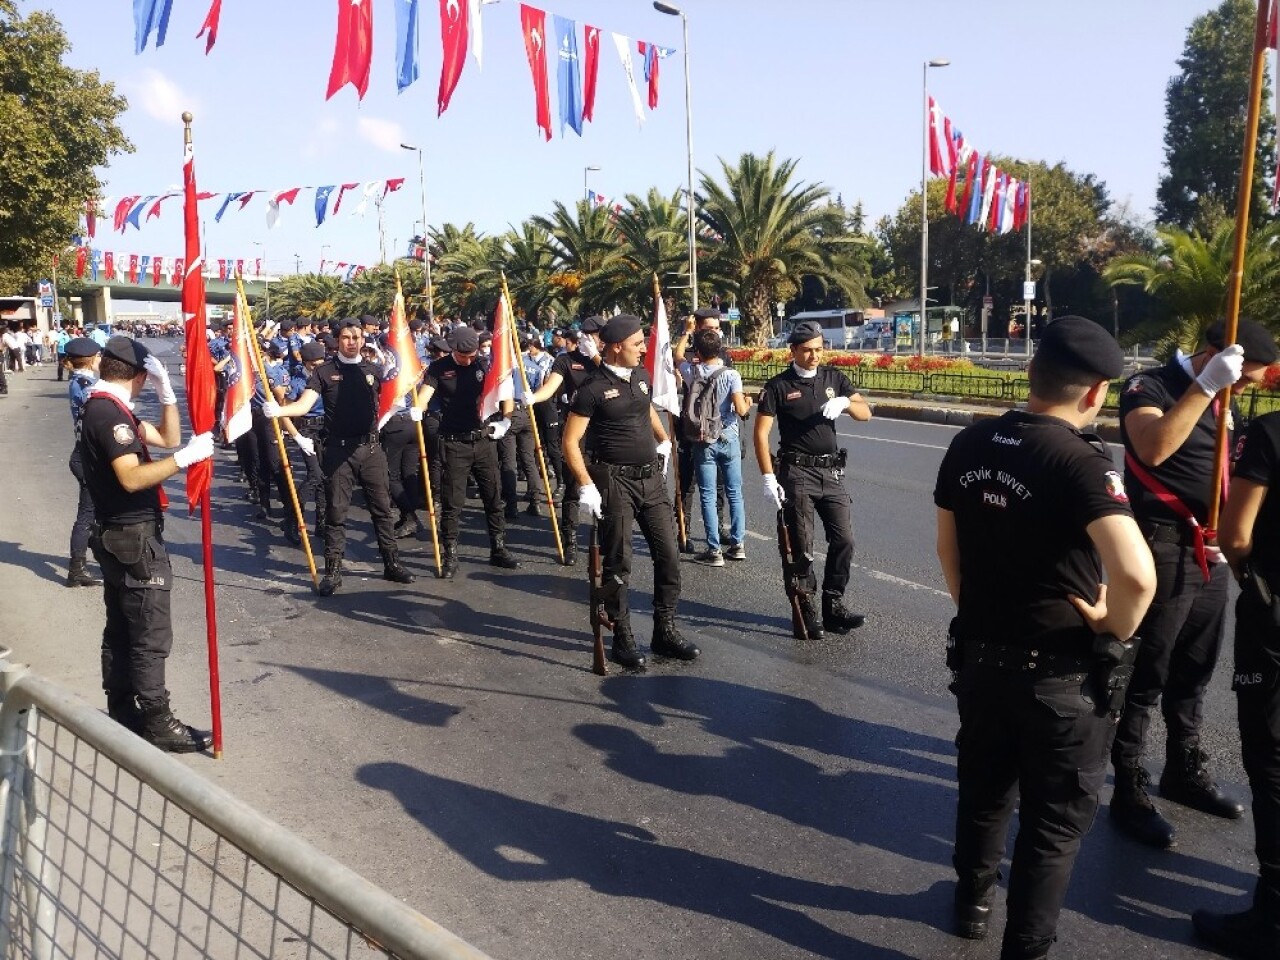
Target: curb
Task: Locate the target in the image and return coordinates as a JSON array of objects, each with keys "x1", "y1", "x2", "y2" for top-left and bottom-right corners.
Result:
[{"x1": 868, "y1": 401, "x2": 1123, "y2": 444}]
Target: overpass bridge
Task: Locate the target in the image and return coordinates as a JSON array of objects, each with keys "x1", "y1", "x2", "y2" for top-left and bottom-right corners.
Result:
[{"x1": 77, "y1": 275, "x2": 270, "y2": 324}]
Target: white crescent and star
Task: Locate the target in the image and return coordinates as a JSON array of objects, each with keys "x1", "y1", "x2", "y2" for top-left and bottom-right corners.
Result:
[
  {"x1": 446, "y1": 0, "x2": 459, "y2": 20},
  {"x1": 531, "y1": 27, "x2": 542, "y2": 52}
]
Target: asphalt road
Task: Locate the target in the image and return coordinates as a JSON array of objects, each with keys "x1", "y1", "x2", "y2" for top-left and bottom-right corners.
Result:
[{"x1": 0, "y1": 342, "x2": 1256, "y2": 960}]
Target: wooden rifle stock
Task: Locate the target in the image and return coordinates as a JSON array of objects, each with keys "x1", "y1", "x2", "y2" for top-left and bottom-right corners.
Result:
[
  {"x1": 588, "y1": 521, "x2": 609, "y2": 676},
  {"x1": 776, "y1": 509, "x2": 809, "y2": 641}
]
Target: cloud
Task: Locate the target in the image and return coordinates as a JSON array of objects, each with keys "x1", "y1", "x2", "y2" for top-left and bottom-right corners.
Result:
[
  {"x1": 129, "y1": 69, "x2": 198, "y2": 125},
  {"x1": 357, "y1": 117, "x2": 407, "y2": 154},
  {"x1": 302, "y1": 117, "x2": 342, "y2": 160}
]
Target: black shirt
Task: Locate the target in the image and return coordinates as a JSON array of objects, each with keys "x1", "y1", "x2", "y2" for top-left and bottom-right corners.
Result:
[
  {"x1": 571, "y1": 364, "x2": 656, "y2": 466},
  {"x1": 1119, "y1": 359, "x2": 1237, "y2": 524},
  {"x1": 424, "y1": 355, "x2": 488, "y2": 434},
  {"x1": 306, "y1": 359, "x2": 383, "y2": 439},
  {"x1": 79, "y1": 395, "x2": 163, "y2": 524},
  {"x1": 1232, "y1": 411, "x2": 1280, "y2": 577},
  {"x1": 550, "y1": 349, "x2": 599, "y2": 411},
  {"x1": 757, "y1": 365, "x2": 855, "y2": 456},
  {"x1": 934, "y1": 411, "x2": 1134, "y2": 654}
]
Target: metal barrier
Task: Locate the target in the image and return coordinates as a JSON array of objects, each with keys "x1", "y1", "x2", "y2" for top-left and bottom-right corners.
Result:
[{"x1": 0, "y1": 655, "x2": 493, "y2": 960}]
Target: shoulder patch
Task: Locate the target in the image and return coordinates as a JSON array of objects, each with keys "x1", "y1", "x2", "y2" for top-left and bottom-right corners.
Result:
[
  {"x1": 638, "y1": 381, "x2": 649, "y2": 395},
  {"x1": 1104, "y1": 470, "x2": 1129, "y2": 503},
  {"x1": 112, "y1": 423, "x2": 135, "y2": 446},
  {"x1": 1125, "y1": 376, "x2": 1146, "y2": 394}
]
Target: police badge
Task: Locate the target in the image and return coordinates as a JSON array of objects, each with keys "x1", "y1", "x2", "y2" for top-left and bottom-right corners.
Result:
[
  {"x1": 638, "y1": 381, "x2": 649, "y2": 395},
  {"x1": 366, "y1": 374, "x2": 375, "y2": 386},
  {"x1": 476, "y1": 369, "x2": 484, "y2": 381},
  {"x1": 825, "y1": 387, "x2": 835, "y2": 399}
]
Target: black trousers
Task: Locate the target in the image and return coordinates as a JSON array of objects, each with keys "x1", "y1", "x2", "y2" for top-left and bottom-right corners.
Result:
[
  {"x1": 56, "y1": 352, "x2": 65, "y2": 381},
  {"x1": 588, "y1": 463, "x2": 681, "y2": 626},
  {"x1": 321, "y1": 440, "x2": 398, "y2": 562},
  {"x1": 291, "y1": 420, "x2": 328, "y2": 536},
  {"x1": 1234, "y1": 592, "x2": 1280, "y2": 901},
  {"x1": 235, "y1": 431, "x2": 258, "y2": 489},
  {"x1": 777, "y1": 459, "x2": 855, "y2": 596},
  {"x1": 0, "y1": 356, "x2": 6, "y2": 393},
  {"x1": 954, "y1": 661, "x2": 1111, "y2": 959},
  {"x1": 89, "y1": 523, "x2": 174, "y2": 708},
  {"x1": 1112, "y1": 535, "x2": 1229, "y2": 768},
  {"x1": 68, "y1": 448, "x2": 95, "y2": 560},
  {"x1": 251, "y1": 408, "x2": 284, "y2": 509},
  {"x1": 440, "y1": 436, "x2": 504, "y2": 544},
  {"x1": 536, "y1": 403, "x2": 562, "y2": 487},
  {"x1": 499, "y1": 406, "x2": 540, "y2": 507},
  {"x1": 380, "y1": 415, "x2": 419, "y2": 515}
]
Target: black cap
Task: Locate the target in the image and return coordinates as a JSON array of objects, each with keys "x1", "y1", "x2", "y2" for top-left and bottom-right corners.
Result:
[
  {"x1": 1205, "y1": 318, "x2": 1278, "y2": 365},
  {"x1": 788, "y1": 321, "x2": 824, "y2": 345},
  {"x1": 1036, "y1": 316, "x2": 1124, "y2": 380},
  {"x1": 320, "y1": 333, "x2": 337, "y2": 349},
  {"x1": 335, "y1": 317, "x2": 361, "y2": 332},
  {"x1": 103, "y1": 336, "x2": 150, "y2": 370},
  {"x1": 360, "y1": 314, "x2": 379, "y2": 327},
  {"x1": 64, "y1": 337, "x2": 101, "y2": 358},
  {"x1": 429, "y1": 336, "x2": 450, "y2": 353},
  {"x1": 694, "y1": 307, "x2": 722, "y2": 320},
  {"x1": 300, "y1": 342, "x2": 326, "y2": 362},
  {"x1": 447, "y1": 326, "x2": 479, "y2": 353},
  {"x1": 602, "y1": 313, "x2": 643, "y2": 344},
  {"x1": 278, "y1": 318, "x2": 296, "y2": 332},
  {"x1": 409, "y1": 319, "x2": 425, "y2": 332},
  {"x1": 580, "y1": 315, "x2": 606, "y2": 334}
]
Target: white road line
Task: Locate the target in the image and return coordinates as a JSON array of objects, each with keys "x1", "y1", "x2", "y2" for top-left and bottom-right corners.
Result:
[
  {"x1": 741, "y1": 531, "x2": 950, "y2": 598},
  {"x1": 839, "y1": 434, "x2": 948, "y2": 451}
]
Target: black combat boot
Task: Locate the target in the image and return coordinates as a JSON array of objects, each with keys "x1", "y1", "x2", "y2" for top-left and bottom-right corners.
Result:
[
  {"x1": 1193, "y1": 883, "x2": 1280, "y2": 960},
  {"x1": 525, "y1": 499, "x2": 541, "y2": 517},
  {"x1": 140, "y1": 700, "x2": 212, "y2": 753},
  {"x1": 822, "y1": 591, "x2": 866, "y2": 633},
  {"x1": 651, "y1": 616, "x2": 700, "y2": 661},
  {"x1": 559, "y1": 522, "x2": 577, "y2": 566},
  {"x1": 106, "y1": 693, "x2": 145, "y2": 734},
  {"x1": 382, "y1": 552, "x2": 416, "y2": 584},
  {"x1": 505, "y1": 503, "x2": 520, "y2": 521},
  {"x1": 66, "y1": 556, "x2": 100, "y2": 588},
  {"x1": 281, "y1": 514, "x2": 301, "y2": 546},
  {"x1": 317, "y1": 558, "x2": 343, "y2": 597},
  {"x1": 796, "y1": 594, "x2": 825, "y2": 641},
  {"x1": 610, "y1": 621, "x2": 646, "y2": 671},
  {"x1": 953, "y1": 869, "x2": 997, "y2": 940},
  {"x1": 1160, "y1": 739, "x2": 1246, "y2": 819},
  {"x1": 489, "y1": 535, "x2": 522, "y2": 569},
  {"x1": 1111, "y1": 763, "x2": 1176, "y2": 848},
  {"x1": 440, "y1": 542, "x2": 459, "y2": 580},
  {"x1": 393, "y1": 512, "x2": 421, "y2": 539}
]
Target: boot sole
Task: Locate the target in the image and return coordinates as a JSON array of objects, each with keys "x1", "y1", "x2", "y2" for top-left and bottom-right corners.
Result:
[{"x1": 1158, "y1": 786, "x2": 1246, "y2": 819}]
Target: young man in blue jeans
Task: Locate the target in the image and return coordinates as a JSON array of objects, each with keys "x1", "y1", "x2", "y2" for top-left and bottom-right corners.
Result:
[{"x1": 680, "y1": 329, "x2": 751, "y2": 566}]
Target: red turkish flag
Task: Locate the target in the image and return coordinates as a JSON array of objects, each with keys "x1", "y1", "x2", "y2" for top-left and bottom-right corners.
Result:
[
  {"x1": 326, "y1": 0, "x2": 374, "y2": 101},
  {"x1": 128, "y1": 254, "x2": 139, "y2": 283},
  {"x1": 153, "y1": 256, "x2": 164, "y2": 286},
  {"x1": 197, "y1": 0, "x2": 222, "y2": 54},
  {"x1": 104, "y1": 251, "x2": 115, "y2": 278},
  {"x1": 377, "y1": 279, "x2": 424, "y2": 430},
  {"x1": 438, "y1": 0, "x2": 469, "y2": 116},
  {"x1": 333, "y1": 182, "x2": 361, "y2": 214},
  {"x1": 519, "y1": 4, "x2": 552, "y2": 141},
  {"x1": 75, "y1": 247, "x2": 87, "y2": 278},
  {"x1": 582, "y1": 23, "x2": 601, "y2": 122}
]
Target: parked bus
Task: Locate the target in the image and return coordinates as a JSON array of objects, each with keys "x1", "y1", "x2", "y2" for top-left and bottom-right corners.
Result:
[{"x1": 781, "y1": 309, "x2": 867, "y2": 349}]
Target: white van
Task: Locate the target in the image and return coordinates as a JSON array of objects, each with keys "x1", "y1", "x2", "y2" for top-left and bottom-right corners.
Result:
[{"x1": 783, "y1": 309, "x2": 865, "y2": 349}]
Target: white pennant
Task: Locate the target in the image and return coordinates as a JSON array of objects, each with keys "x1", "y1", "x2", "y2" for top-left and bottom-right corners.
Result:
[
  {"x1": 612, "y1": 32, "x2": 645, "y2": 127},
  {"x1": 468, "y1": 0, "x2": 483, "y2": 68},
  {"x1": 354, "y1": 181, "x2": 382, "y2": 217}
]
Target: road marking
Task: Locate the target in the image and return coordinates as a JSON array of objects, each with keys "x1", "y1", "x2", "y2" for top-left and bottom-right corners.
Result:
[
  {"x1": 840, "y1": 434, "x2": 949, "y2": 451},
  {"x1": 742, "y1": 531, "x2": 950, "y2": 598}
]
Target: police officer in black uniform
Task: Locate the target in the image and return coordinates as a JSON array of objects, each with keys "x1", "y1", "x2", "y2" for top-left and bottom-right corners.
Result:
[
  {"x1": 279, "y1": 340, "x2": 328, "y2": 544},
  {"x1": 754, "y1": 320, "x2": 869, "y2": 640},
  {"x1": 1193, "y1": 408, "x2": 1280, "y2": 958},
  {"x1": 65, "y1": 337, "x2": 104, "y2": 587},
  {"x1": 80, "y1": 337, "x2": 216, "y2": 752},
  {"x1": 935, "y1": 317, "x2": 1156, "y2": 959},
  {"x1": 265, "y1": 318, "x2": 415, "y2": 595},
  {"x1": 1110, "y1": 320, "x2": 1275, "y2": 846},
  {"x1": 412, "y1": 325, "x2": 519, "y2": 578},
  {"x1": 498, "y1": 336, "x2": 544, "y2": 519},
  {"x1": 562, "y1": 313, "x2": 698, "y2": 670}
]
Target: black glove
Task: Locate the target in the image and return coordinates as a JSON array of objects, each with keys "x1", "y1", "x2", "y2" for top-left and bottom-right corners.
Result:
[{"x1": 1089, "y1": 633, "x2": 1138, "y2": 721}]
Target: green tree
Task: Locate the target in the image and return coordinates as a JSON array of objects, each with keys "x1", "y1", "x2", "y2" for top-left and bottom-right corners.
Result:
[
  {"x1": 0, "y1": 1, "x2": 132, "y2": 292},
  {"x1": 1156, "y1": 0, "x2": 1276, "y2": 229},
  {"x1": 531, "y1": 200, "x2": 618, "y2": 315},
  {"x1": 501, "y1": 223, "x2": 561, "y2": 325},
  {"x1": 434, "y1": 234, "x2": 503, "y2": 321},
  {"x1": 580, "y1": 188, "x2": 687, "y2": 317},
  {"x1": 267, "y1": 274, "x2": 345, "y2": 322}
]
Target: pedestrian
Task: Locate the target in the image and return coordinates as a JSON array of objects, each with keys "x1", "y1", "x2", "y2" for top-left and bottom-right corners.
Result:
[
  {"x1": 935, "y1": 316, "x2": 1156, "y2": 959},
  {"x1": 64, "y1": 337, "x2": 104, "y2": 588},
  {"x1": 499, "y1": 334, "x2": 544, "y2": 520},
  {"x1": 2, "y1": 324, "x2": 22, "y2": 372},
  {"x1": 1109, "y1": 319, "x2": 1275, "y2": 847},
  {"x1": 264, "y1": 318, "x2": 415, "y2": 595},
  {"x1": 80, "y1": 336, "x2": 215, "y2": 752},
  {"x1": 562, "y1": 313, "x2": 699, "y2": 670},
  {"x1": 411, "y1": 325, "x2": 520, "y2": 578},
  {"x1": 55, "y1": 325, "x2": 71, "y2": 382},
  {"x1": 1194, "y1": 407, "x2": 1280, "y2": 958},
  {"x1": 753, "y1": 319, "x2": 869, "y2": 640},
  {"x1": 672, "y1": 307, "x2": 733, "y2": 549}
]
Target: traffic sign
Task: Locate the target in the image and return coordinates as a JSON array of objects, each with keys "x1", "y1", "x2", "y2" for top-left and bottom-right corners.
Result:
[
  {"x1": 1023, "y1": 281, "x2": 1036, "y2": 301},
  {"x1": 982, "y1": 295, "x2": 994, "y2": 309},
  {"x1": 726, "y1": 308, "x2": 741, "y2": 320},
  {"x1": 38, "y1": 279, "x2": 54, "y2": 308}
]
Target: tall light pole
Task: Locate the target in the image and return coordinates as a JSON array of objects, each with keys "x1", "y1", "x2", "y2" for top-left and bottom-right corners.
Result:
[
  {"x1": 920, "y1": 57, "x2": 949, "y2": 355},
  {"x1": 584, "y1": 165, "x2": 601, "y2": 204},
  {"x1": 293, "y1": 252, "x2": 302, "y2": 274},
  {"x1": 1024, "y1": 186, "x2": 1038, "y2": 360},
  {"x1": 401, "y1": 142, "x2": 434, "y2": 320},
  {"x1": 655, "y1": 1, "x2": 697, "y2": 310}
]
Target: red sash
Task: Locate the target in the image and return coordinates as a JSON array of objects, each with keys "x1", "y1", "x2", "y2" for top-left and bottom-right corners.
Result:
[
  {"x1": 91, "y1": 391, "x2": 170, "y2": 511},
  {"x1": 1124, "y1": 450, "x2": 1209, "y2": 582}
]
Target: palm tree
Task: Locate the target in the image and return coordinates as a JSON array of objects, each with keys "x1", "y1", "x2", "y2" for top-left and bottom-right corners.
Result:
[
  {"x1": 698, "y1": 151, "x2": 869, "y2": 345},
  {"x1": 580, "y1": 187, "x2": 687, "y2": 317},
  {"x1": 531, "y1": 200, "x2": 618, "y2": 315},
  {"x1": 266, "y1": 273, "x2": 345, "y2": 322},
  {"x1": 434, "y1": 234, "x2": 503, "y2": 322},
  {"x1": 502, "y1": 222, "x2": 562, "y2": 326}
]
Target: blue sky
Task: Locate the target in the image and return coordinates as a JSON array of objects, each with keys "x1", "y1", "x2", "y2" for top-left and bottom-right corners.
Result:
[{"x1": 41, "y1": 0, "x2": 1221, "y2": 279}]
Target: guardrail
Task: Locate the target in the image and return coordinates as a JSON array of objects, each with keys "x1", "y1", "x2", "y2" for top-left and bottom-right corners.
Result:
[{"x1": 0, "y1": 654, "x2": 493, "y2": 960}]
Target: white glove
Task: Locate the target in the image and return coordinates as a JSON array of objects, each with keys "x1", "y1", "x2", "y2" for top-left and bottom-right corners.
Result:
[
  {"x1": 821, "y1": 396, "x2": 851, "y2": 420},
  {"x1": 144, "y1": 355, "x2": 177, "y2": 405},
  {"x1": 293, "y1": 434, "x2": 315, "y2": 458},
  {"x1": 487, "y1": 417, "x2": 511, "y2": 440},
  {"x1": 578, "y1": 335, "x2": 599, "y2": 359},
  {"x1": 578, "y1": 483, "x2": 603, "y2": 522},
  {"x1": 1196, "y1": 344, "x2": 1245, "y2": 397},
  {"x1": 173, "y1": 432, "x2": 214, "y2": 469},
  {"x1": 656, "y1": 439, "x2": 672, "y2": 476},
  {"x1": 762, "y1": 473, "x2": 786, "y2": 510},
  {"x1": 262, "y1": 400, "x2": 283, "y2": 419},
  {"x1": 408, "y1": 405, "x2": 424, "y2": 423}
]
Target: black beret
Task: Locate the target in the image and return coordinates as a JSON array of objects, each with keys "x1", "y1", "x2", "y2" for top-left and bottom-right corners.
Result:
[
  {"x1": 103, "y1": 335, "x2": 150, "y2": 370},
  {"x1": 378, "y1": 320, "x2": 389, "y2": 331},
  {"x1": 360, "y1": 314, "x2": 379, "y2": 326},
  {"x1": 580, "y1": 315, "x2": 606, "y2": 333},
  {"x1": 788, "y1": 321, "x2": 824, "y2": 345},
  {"x1": 409, "y1": 319, "x2": 425, "y2": 332},
  {"x1": 694, "y1": 307, "x2": 722, "y2": 320},
  {"x1": 320, "y1": 333, "x2": 337, "y2": 348},
  {"x1": 602, "y1": 313, "x2": 643, "y2": 344},
  {"x1": 429, "y1": 336, "x2": 450, "y2": 353},
  {"x1": 447, "y1": 326, "x2": 479, "y2": 353},
  {"x1": 1036, "y1": 316, "x2": 1124, "y2": 380},
  {"x1": 64, "y1": 337, "x2": 101, "y2": 358},
  {"x1": 1205, "y1": 318, "x2": 1278, "y2": 365},
  {"x1": 300, "y1": 342, "x2": 326, "y2": 361},
  {"x1": 335, "y1": 318, "x2": 362, "y2": 332},
  {"x1": 278, "y1": 318, "x2": 296, "y2": 332}
]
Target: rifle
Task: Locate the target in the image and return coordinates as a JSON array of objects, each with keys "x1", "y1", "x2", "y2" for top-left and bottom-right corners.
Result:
[
  {"x1": 588, "y1": 521, "x2": 611, "y2": 675},
  {"x1": 777, "y1": 508, "x2": 809, "y2": 641}
]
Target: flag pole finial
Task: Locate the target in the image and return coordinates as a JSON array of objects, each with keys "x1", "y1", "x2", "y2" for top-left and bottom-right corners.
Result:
[{"x1": 182, "y1": 112, "x2": 193, "y2": 147}]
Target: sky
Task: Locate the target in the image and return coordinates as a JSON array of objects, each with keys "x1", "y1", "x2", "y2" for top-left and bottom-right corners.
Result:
[{"x1": 35, "y1": 0, "x2": 1225, "y2": 285}]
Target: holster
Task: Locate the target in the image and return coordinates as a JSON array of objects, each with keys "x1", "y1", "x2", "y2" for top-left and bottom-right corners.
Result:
[
  {"x1": 1088, "y1": 633, "x2": 1139, "y2": 721},
  {"x1": 1240, "y1": 561, "x2": 1280, "y2": 630},
  {"x1": 98, "y1": 525, "x2": 151, "y2": 581}
]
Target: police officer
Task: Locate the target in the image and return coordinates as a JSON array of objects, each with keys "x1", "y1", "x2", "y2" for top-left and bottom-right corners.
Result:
[
  {"x1": 562, "y1": 313, "x2": 699, "y2": 670},
  {"x1": 250, "y1": 342, "x2": 291, "y2": 522},
  {"x1": 1192, "y1": 408, "x2": 1280, "y2": 957},
  {"x1": 754, "y1": 320, "x2": 869, "y2": 640},
  {"x1": 1110, "y1": 319, "x2": 1275, "y2": 847},
  {"x1": 500, "y1": 335, "x2": 544, "y2": 519},
  {"x1": 524, "y1": 334, "x2": 560, "y2": 498},
  {"x1": 278, "y1": 340, "x2": 327, "y2": 545},
  {"x1": 412, "y1": 325, "x2": 519, "y2": 578},
  {"x1": 80, "y1": 337, "x2": 216, "y2": 752},
  {"x1": 264, "y1": 318, "x2": 415, "y2": 595},
  {"x1": 935, "y1": 317, "x2": 1156, "y2": 959},
  {"x1": 65, "y1": 337, "x2": 104, "y2": 587}
]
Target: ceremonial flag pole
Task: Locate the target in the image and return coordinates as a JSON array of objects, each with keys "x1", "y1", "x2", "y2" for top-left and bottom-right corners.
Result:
[
  {"x1": 180, "y1": 112, "x2": 223, "y2": 758},
  {"x1": 1208, "y1": 0, "x2": 1272, "y2": 535},
  {"x1": 501, "y1": 272, "x2": 564, "y2": 563},
  {"x1": 647, "y1": 274, "x2": 686, "y2": 548}
]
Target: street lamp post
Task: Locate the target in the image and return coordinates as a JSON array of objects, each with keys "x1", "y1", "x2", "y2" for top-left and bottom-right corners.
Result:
[
  {"x1": 654, "y1": 1, "x2": 697, "y2": 310},
  {"x1": 584, "y1": 165, "x2": 601, "y2": 204},
  {"x1": 921, "y1": 57, "x2": 949, "y2": 355},
  {"x1": 1024, "y1": 185, "x2": 1037, "y2": 360},
  {"x1": 293, "y1": 253, "x2": 301, "y2": 274},
  {"x1": 400, "y1": 142, "x2": 434, "y2": 320}
]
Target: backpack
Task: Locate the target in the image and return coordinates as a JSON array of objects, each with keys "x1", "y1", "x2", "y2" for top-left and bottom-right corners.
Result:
[{"x1": 681, "y1": 366, "x2": 729, "y2": 444}]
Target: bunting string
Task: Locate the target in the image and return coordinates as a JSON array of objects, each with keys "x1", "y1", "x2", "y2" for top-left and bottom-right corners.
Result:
[
  {"x1": 927, "y1": 96, "x2": 1029, "y2": 235},
  {"x1": 67, "y1": 248, "x2": 369, "y2": 285}
]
